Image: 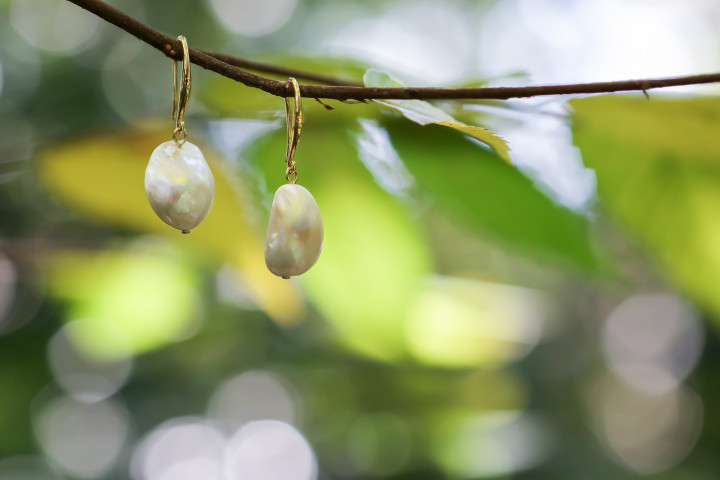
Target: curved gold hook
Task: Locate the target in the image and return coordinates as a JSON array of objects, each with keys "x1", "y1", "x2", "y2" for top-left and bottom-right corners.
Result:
[
  {"x1": 285, "y1": 77, "x2": 303, "y2": 184},
  {"x1": 172, "y1": 35, "x2": 191, "y2": 146}
]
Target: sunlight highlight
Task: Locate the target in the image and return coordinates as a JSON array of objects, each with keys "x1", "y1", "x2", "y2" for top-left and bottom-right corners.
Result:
[
  {"x1": 206, "y1": 0, "x2": 298, "y2": 37},
  {"x1": 432, "y1": 412, "x2": 551, "y2": 478},
  {"x1": 591, "y1": 377, "x2": 703, "y2": 475},
  {"x1": 48, "y1": 324, "x2": 133, "y2": 402},
  {"x1": 406, "y1": 276, "x2": 545, "y2": 368},
  {"x1": 225, "y1": 420, "x2": 317, "y2": 480},
  {"x1": 207, "y1": 371, "x2": 298, "y2": 431},
  {"x1": 33, "y1": 396, "x2": 128, "y2": 479},
  {"x1": 46, "y1": 242, "x2": 201, "y2": 360},
  {"x1": 602, "y1": 293, "x2": 703, "y2": 395},
  {"x1": 131, "y1": 418, "x2": 226, "y2": 480},
  {"x1": 10, "y1": 0, "x2": 99, "y2": 54}
]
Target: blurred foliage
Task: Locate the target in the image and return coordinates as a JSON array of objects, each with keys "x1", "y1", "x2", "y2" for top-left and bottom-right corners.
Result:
[
  {"x1": 384, "y1": 120, "x2": 599, "y2": 271},
  {"x1": 572, "y1": 95, "x2": 720, "y2": 323},
  {"x1": 1, "y1": 0, "x2": 720, "y2": 479},
  {"x1": 247, "y1": 116, "x2": 433, "y2": 361},
  {"x1": 37, "y1": 128, "x2": 304, "y2": 324},
  {"x1": 45, "y1": 244, "x2": 200, "y2": 360}
]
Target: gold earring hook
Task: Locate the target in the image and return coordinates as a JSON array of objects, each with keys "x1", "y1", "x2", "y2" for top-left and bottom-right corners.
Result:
[
  {"x1": 285, "y1": 77, "x2": 303, "y2": 184},
  {"x1": 172, "y1": 35, "x2": 191, "y2": 146}
]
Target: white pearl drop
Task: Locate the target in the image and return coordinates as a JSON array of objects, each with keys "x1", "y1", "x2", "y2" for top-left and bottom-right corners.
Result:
[
  {"x1": 265, "y1": 184, "x2": 324, "y2": 278},
  {"x1": 145, "y1": 140, "x2": 214, "y2": 233}
]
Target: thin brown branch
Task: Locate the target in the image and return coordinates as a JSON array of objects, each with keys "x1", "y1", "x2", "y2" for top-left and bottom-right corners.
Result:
[
  {"x1": 67, "y1": 0, "x2": 720, "y2": 101},
  {"x1": 200, "y1": 50, "x2": 363, "y2": 87}
]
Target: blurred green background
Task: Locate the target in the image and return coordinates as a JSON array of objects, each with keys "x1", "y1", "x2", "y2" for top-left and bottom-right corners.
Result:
[{"x1": 2, "y1": 0, "x2": 720, "y2": 479}]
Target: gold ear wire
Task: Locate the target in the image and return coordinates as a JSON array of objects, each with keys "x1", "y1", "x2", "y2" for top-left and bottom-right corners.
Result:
[
  {"x1": 172, "y1": 35, "x2": 191, "y2": 146},
  {"x1": 285, "y1": 77, "x2": 303, "y2": 184}
]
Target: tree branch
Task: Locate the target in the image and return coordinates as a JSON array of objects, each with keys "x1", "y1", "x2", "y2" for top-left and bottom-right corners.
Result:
[
  {"x1": 68, "y1": 0, "x2": 720, "y2": 101},
  {"x1": 199, "y1": 49, "x2": 363, "y2": 87}
]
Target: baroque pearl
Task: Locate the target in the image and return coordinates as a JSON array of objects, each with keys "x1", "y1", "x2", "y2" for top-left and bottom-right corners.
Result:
[
  {"x1": 265, "y1": 184, "x2": 323, "y2": 278},
  {"x1": 145, "y1": 140, "x2": 214, "y2": 233}
]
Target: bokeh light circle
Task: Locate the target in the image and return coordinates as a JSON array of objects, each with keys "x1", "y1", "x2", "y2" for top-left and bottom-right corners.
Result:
[
  {"x1": 224, "y1": 420, "x2": 317, "y2": 480},
  {"x1": 131, "y1": 418, "x2": 226, "y2": 480},
  {"x1": 208, "y1": 370, "x2": 298, "y2": 432},
  {"x1": 33, "y1": 396, "x2": 129, "y2": 479},
  {"x1": 206, "y1": 0, "x2": 298, "y2": 37},
  {"x1": 48, "y1": 324, "x2": 133, "y2": 402},
  {"x1": 10, "y1": 0, "x2": 99, "y2": 54},
  {"x1": 602, "y1": 293, "x2": 703, "y2": 394}
]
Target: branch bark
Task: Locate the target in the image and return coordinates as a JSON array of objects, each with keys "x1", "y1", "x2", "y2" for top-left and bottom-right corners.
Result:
[{"x1": 68, "y1": 0, "x2": 720, "y2": 101}]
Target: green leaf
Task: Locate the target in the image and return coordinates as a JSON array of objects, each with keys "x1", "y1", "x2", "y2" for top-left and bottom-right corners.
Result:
[
  {"x1": 364, "y1": 69, "x2": 511, "y2": 163},
  {"x1": 45, "y1": 244, "x2": 200, "y2": 360},
  {"x1": 244, "y1": 119, "x2": 432, "y2": 361},
  {"x1": 572, "y1": 94, "x2": 720, "y2": 320},
  {"x1": 385, "y1": 119, "x2": 599, "y2": 270}
]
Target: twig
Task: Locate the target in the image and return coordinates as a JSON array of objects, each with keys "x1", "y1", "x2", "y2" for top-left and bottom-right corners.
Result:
[
  {"x1": 200, "y1": 50, "x2": 363, "y2": 87},
  {"x1": 67, "y1": 0, "x2": 720, "y2": 101}
]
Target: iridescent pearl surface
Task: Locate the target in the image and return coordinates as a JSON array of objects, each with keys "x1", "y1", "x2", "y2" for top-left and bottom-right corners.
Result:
[
  {"x1": 145, "y1": 140, "x2": 214, "y2": 233},
  {"x1": 265, "y1": 184, "x2": 323, "y2": 278}
]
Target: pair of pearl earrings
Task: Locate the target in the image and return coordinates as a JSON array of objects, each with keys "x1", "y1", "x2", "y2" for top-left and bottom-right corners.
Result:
[{"x1": 144, "y1": 36, "x2": 323, "y2": 278}]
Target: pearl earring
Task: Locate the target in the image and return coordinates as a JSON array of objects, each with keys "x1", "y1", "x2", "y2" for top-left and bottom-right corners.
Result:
[
  {"x1": 265, "y1": 78, "x2": 324, "y2": 279},
  {"x1": 145, "y1": 35, "x2": 214, "y2": 234}
]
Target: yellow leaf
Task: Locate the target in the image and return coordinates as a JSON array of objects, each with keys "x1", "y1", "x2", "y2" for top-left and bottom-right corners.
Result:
[
  {"x1": 364, "y1": 69, "x2": 512, "y2": 163},
  {"x1": 435, "y1": 121, "x2": 512, "y2": 164}
]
